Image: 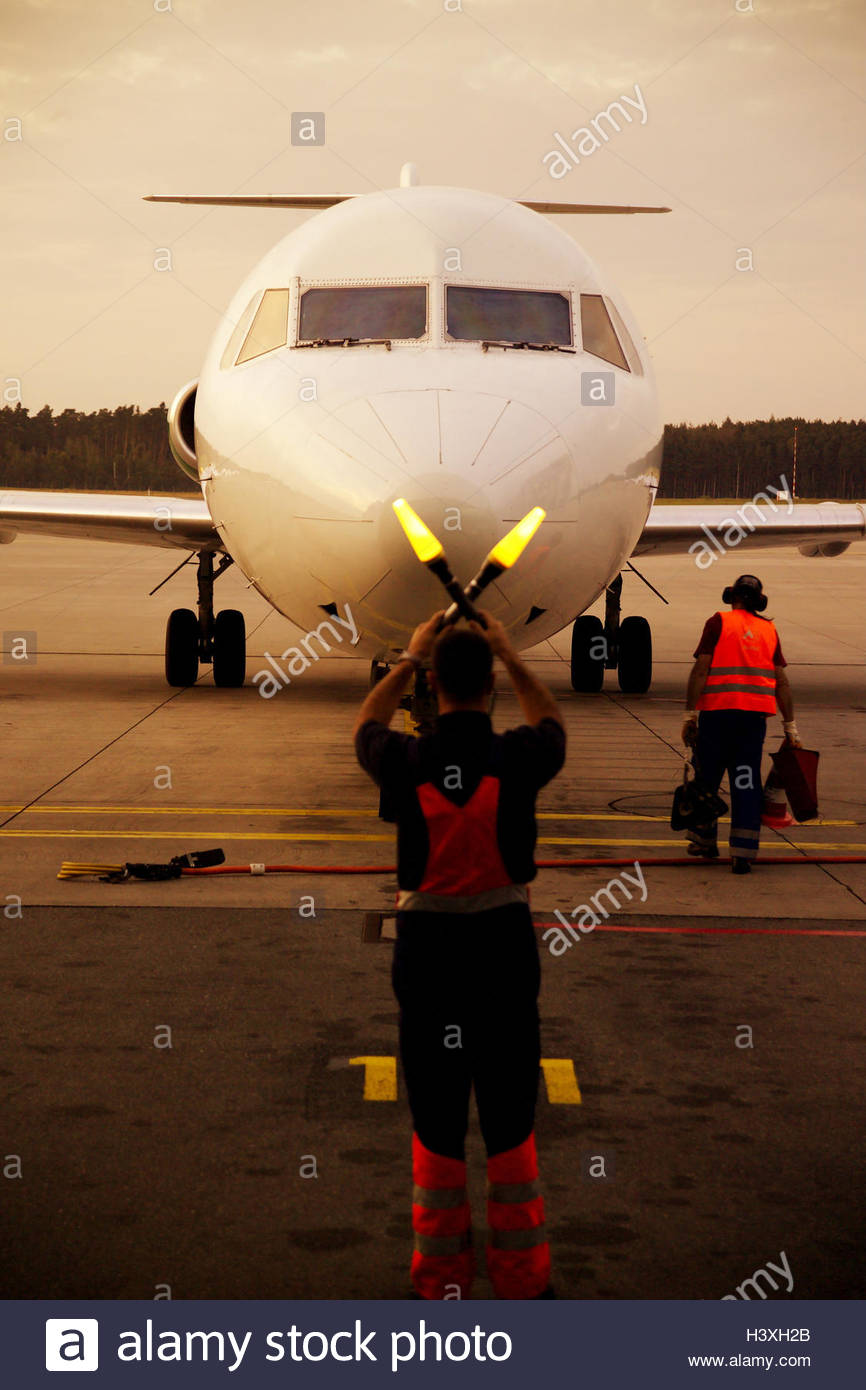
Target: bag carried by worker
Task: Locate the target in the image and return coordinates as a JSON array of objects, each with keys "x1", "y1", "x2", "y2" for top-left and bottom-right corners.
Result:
[
  {"x1": 761, "y1": 764, "x2": 795, "y2": 829},
  {"x1": 770, "y1": 743, "x2": 820, "y2": 823},
  {"x1": 670, "y1": 761, "x2": 728, "y2": 831}
]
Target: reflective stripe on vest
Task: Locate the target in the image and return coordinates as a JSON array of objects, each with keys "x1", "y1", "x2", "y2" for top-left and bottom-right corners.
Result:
[
  {"x1": 698, "y1": 610, "x2": 778, "y2": 714},
  {"x1": 415, "y1": 775, "x2": 515, "y2": 897},
  {"x1": 397, "y1": 884, "x2": 528, "y2": 914}
]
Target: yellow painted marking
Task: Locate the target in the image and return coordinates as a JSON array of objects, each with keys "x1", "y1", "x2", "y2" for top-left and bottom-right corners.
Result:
[
  {"x1": 1, "y1": 831, "x2": 863, "y2": 851},
  {"x1": 0, "y1": 830, "x2": 393, "y2": 841},
  {"x1": 542, "y1": 815, "x2": 855, "y2": 828},
  {"x1": 0, "y1": 806, "x2": 855, "y2": 827},
  {"x1": 349, "y1": 1056, "x2": 397, "y2": 1101},
  {"x1": 540, "y1": 1059, "x2": 582, "y2": 1105},
  {"x1": 538, "y1": 839, "x2": 866, "y2": 852},
  {"x1": 0, "y1": 805, "x2": 380, "y2": 817},
  {"x1": 346, "y1": 1056, "x2": 579, "y2": 1105}
]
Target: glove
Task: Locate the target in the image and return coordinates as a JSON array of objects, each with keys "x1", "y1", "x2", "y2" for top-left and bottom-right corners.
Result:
[
  {"x1": 681, "y1": 712, "x2": 699, "y2": 748},
  {"x1": 783, "y1": 720, "x2": 802, "y2": 748}
]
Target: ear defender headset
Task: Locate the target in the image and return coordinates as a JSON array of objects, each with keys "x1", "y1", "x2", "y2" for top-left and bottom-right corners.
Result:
[{"x1": 722, "y1": 573, "x2": 768, "y2": 613}]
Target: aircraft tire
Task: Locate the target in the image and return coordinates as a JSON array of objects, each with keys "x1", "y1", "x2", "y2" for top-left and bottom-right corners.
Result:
[
  {"x1": 617, "y1": 615, "x2": 652, "y2": 693},
  {"x1": 213, "y1": 609, "x2": 246, "y2": 687},
  {"x1": 165, "y1": 608, "x2": 199, "y2": 687},
  {"x1": 570, "y1": 614, "x2": 605, "y2": 692}
]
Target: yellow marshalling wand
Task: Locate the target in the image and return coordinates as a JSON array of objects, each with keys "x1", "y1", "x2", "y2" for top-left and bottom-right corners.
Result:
[
  {"x1": 392, "y1": 498, "x2": 485, "y2": 624},
  {"x1": 57, "y1": 848, "x2": 225, "y2": 880},
  {"x1": 58, "y1": 863, "x2": 124, "y2": 880},
  {"x1": 391, "y1": 498, "x2": 444, "y2": 565},
  {"x1": 392, "y1": 500, "x2": 546, "y2": 628},
  {"x1": 440, "y1": 506, "x2": 546, "y2": 626}
]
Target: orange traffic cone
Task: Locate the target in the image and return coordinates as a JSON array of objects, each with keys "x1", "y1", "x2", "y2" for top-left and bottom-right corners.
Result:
[{"x1": 762, "y1": 770, "x2": 794, "y2": 828}]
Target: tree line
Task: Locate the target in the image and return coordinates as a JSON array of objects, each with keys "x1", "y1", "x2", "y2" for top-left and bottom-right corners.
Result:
[
  {"x1": 661, "y1": 417, "x2": 865, "y2": 499},
  {"x1": 0, "y1": 404, "x2": 863, "y2": 499},
  {"x1": 0, "y1": 404, "x2": 181, "y2": 492}
]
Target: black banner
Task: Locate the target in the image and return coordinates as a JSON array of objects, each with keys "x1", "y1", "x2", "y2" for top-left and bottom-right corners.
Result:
[{"x1": 6, "y1": 1299, "x2": 859, "y2": 1386}]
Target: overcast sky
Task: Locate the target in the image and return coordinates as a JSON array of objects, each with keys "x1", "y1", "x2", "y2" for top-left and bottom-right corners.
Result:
[{"x1": 1, "y1": 0, "x2": 863, "y2": 424}]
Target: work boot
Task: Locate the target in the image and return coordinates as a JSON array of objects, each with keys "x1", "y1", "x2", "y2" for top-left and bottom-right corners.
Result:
[
  {"x1": 731, "y1": 857, "x2": 752, "y2": 875},
  {"x1": 687, "y1": 842, "x2": 719, "y2": 859}
]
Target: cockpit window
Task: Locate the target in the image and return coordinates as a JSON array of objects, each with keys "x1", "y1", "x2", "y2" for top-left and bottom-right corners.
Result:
[
  {"x1": 446, "y1": 286, "x2": 572, "y2": 346},
  {"x1": 220, "y1": 293, "x2": 260, "y2": 369},
  {"x1": 235, "y1": 289, "x2": 290, "y2": 365},
  {"x1": 298, "y1": 286, "x2": 427, "y2": 342},
  {"x1": 579, "y1": 293, "x2": 630, "y2": 372},
  {"x1": 606, "y1": 297, "x2": 642, "y2": 376}
]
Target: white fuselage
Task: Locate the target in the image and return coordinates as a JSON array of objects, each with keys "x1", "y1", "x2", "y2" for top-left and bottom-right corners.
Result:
[{"x1": 194, "y1": 185, "x2": 662, "y2": 659}]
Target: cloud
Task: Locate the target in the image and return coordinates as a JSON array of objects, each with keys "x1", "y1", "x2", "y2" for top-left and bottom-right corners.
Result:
[{"x1": 109, "y1": 47, "x2": 208, "y2": 89}]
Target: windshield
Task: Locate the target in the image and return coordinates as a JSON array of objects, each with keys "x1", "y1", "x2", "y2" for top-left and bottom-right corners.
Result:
[
  {"x1": 446, "y1": 286, "x2": 572, "y2": 345},
  {"x1": 579, "y1": 294, "x2": 630, "y2": 371},
  {"x1": 235, "y1": 289, "x2": 289, "y2": 364},
  {"x1": 298, "y1": 286, "x2": 427, "y2": 342}
]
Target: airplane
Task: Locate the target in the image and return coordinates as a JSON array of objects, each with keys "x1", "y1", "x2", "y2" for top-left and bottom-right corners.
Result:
[{"x1": 2, "y1": 162, "x2": 864, "y2": 707}]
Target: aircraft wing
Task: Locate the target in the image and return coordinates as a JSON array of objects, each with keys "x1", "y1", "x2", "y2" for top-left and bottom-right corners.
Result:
[
  {"x1": 634, "y1": 501, "x2": 866, "y2": 559},
  {"x1": 0, "y1": 489, "x2": 221, "y2": 552}
]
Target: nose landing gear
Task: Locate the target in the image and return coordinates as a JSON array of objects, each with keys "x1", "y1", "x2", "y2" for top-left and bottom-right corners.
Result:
[
  {"x1": 164, "y1": 551, "x2": 246, "y2": 687},
  {"x1": 569, "y1": 573, "x2": 653, "y2": 694},
  {"x1": 570, "y1": 614, "x2": 605, "y2": 692}
]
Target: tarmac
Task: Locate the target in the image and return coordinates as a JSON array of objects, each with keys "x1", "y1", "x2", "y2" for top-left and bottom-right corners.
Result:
[{"x1": 1, "y1": 536, "x2": 864, "y2": 1299}]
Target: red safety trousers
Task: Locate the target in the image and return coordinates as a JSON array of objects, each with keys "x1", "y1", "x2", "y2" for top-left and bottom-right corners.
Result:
[
  {"x1": 411, "y1": 1134, "x2": 475, "y2": 1299},
  {"x1": 486, "y1": 1132, "x2": 549, "y2": 1299},
  {"x1": 410, "y1": 1131, "x2": 549, "y2": 1299}
]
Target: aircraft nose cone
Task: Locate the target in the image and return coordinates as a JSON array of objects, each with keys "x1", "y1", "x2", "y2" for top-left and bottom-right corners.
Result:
[
  {"x1": 293, "y1": 386, "x2": 572, "y2": 634},
  {"x1": 326, "y1": 387, "x2": 569, "y2": 484},
  {"x1": 365, "y1": 389, "x2": 572, "y2": 569},
  {"x1": 305, "y1": 387, "x2": 571, "y2": 536}
]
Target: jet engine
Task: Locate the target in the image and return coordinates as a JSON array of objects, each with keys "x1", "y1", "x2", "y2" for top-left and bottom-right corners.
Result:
[
  {"x1": 167, "y1": 378, "x2": 199, "y2": 482},
  {"x1": 798, "y1": 541, "x2": 851, "y2": 557}
]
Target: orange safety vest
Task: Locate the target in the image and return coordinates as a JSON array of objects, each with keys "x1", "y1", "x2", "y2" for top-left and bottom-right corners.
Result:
[{"x1": 698, "y1": 610, "x2": 778, "y2": 714}]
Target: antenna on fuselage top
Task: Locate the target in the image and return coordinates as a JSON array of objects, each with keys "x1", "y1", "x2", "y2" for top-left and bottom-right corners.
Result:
[{"x1": 399, "y1": 163, "x2": 418, "y2": 187}]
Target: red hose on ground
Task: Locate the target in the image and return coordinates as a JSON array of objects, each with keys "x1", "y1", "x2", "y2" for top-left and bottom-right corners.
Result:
[{"x1": 181, "y1": 854, "x2": 866, "y2": 876}]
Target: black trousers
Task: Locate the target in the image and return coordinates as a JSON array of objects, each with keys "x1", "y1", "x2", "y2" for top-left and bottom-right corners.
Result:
[
  {"x1": 693, "y1": 710, "x2": 767, "y2": 859},
  {"x1": 391, "y1": 903, "x2": 541, "y2": 1161}
]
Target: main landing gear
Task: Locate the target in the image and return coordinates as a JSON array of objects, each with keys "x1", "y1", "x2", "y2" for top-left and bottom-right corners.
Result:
[
  {"x1": 570, "y1": 573, "x2": 652, "y2": 694},
  {"x1": 164, "y1": 551, "x2": 246, "y2": 687}
]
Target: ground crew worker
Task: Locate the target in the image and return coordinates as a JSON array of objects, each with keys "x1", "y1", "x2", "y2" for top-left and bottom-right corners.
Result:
[
  {"x1": 354, "y1": 609, "x2": 566, "y2": 1300},
  {"x1": 681, "y1": 574, "x2": 801, "y2": 873}
]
